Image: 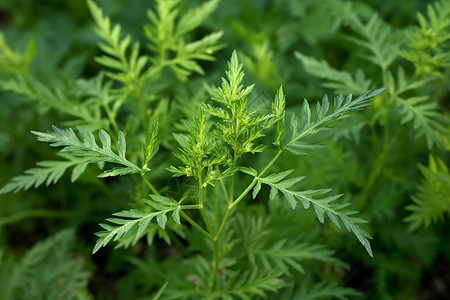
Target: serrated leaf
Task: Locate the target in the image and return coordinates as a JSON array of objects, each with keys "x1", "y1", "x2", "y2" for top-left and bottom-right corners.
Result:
[
  {"x1": 252, "y1": 181, "x2": 262, "y2": 199},
  {"x1": 284, "y1": 89, "x2": 384, "y2": 155},
  {"x1": 295, "y1": 52, "x2": 372, "y2": 94},
  {"x1": 0, "y1": 154, "x2": 91, "y2": 194},
  {"x1": 93, "y1": 196, "x2": 180, "y2": 253},
  {"x1": 405, "y1": 155, "x2": 450, "y2": 231},
  {"x1": 395, "y1": 95, "x2": 447, "y2": 148},
  {"x1": 258, "y1": 172, "x2": 373, "y2": 257},
  {"x1": 31, "y1": 126, "x2": 141, "y2": 178},
  {"x1": 97, "y1": 166, "x2": 136, "y2": 178}
]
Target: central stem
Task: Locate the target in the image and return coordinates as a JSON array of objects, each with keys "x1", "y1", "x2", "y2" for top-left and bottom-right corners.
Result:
[
  {"x1": 198, "y1": 175, "x2": 214, "y2": 235},
  {"x1": 211, "y1": 149, "x2": 284, "y2": 286}
]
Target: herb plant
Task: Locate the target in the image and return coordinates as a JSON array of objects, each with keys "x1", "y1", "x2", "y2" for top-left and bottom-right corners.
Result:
[
  {"x1": 1, "y1": 0, "x2": 449, "y2": 299},
  {"x1": 1, "y1": 44, "x2": 382, "y2": 296}
]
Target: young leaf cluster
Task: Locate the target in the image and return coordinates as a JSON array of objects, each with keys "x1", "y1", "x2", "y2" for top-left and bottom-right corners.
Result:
[
  {"x1": 167, "y1": 110, "x2": 227, "y2": 185},
  {"x1": 144, "y1": 0, "x2": 224, "y2": 82},
  {"x1": 399, "y1": 0, "x2": 450, "y2": 76},
  {"x1": 205, "y1": 51, "x2": 280, "y2": 162}
]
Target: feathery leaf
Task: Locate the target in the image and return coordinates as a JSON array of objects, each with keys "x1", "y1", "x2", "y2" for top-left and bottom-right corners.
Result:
[
  {"x1": 31, "y1": 126, "x2": 142, "y2": 177},
  {"x1": 256, "y1": 171, "x2": 373, "y2": 257}
]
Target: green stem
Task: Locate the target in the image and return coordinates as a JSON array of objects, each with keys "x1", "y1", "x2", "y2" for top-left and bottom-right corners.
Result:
[
  {"x1": 180, "y1": 204, "x2": 202, "y2": 210},
  {"x1": 212, "y1": 239, "x2": 220, "y2": 287},
  {"x1": 212, "y1": 149, "x2": 285, "y2": 286},
  {"x1": 259, "y1": 149, "x2": 283, "y2": 177},
  {"x1": 358, "y1": 125, "x2": 402, "y2": 209},
  {"x1": 141, "y1": 174, "x2": 210, "y2": 239},
  {"x1": 141, "y1": 173, "x2": 159, "y2": 195},
  {"x1": 103, "y1": 102, "x2": 119, "y2": 134},
  {"x1": 229, "y1": 176, "x2": 235, "y2": 205},
  {"x1": 230, "y1": 178, "x2": 258, "y2": 209},
  {"x1": 180, "y1": 211, "x2": 211, "y2": 240},
  {"x1": 198, "y1": 178, "x2": 215, "y2": 235},
  {"x1": 217, "y1": 149, "x2": 284, "y2": 239}
]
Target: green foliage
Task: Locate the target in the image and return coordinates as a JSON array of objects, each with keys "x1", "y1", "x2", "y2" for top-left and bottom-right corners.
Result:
[
  {"x1": 254, "y1": 169, "x2": 373, "y2": 257},
  {"x1": 295, "y1": 52, "x2": 372, "y2": 94},
  {"x1": 405, "y1": 155, "x2": 450, "y2": 231},
  {"x1": 144, "y1": 0, "x2": 224, "y2": 82},
  {"x1": 87, "y1": 0, "x2": 148, "y2": 87},
  {"x1": 0, "y1": 229, "x2": 91, "y2": 300},
  {"x1": 32, "y1": 126, "x2": 143, "y2": 177},
  {"x1": 0, "y1": 153, "x2": 89, "y2": 194},
  {"x1": 87, "y1": 51, "x2": 379, "y2": 298},
  {"x1": 0, "y1": 33, "x2": 34, "y2": 75},
  {"x1": 1, "y1": 0, "x2": 449, "y2": 299},
  {"x1": 293, "y1": 0, "x2": 450, "y2": 298},
  {"x1": 399, "y1": 0, "x2": 450, "y2": 76},
  {"x1": 93, "y1": 195, "x2": 181, "y2": 253},
  {"x1": 234, "y1": 215, "x2": 346, "y2": 274},
  {"x1": 283, "y1": 89, "x2": 383, "y2": 155}
]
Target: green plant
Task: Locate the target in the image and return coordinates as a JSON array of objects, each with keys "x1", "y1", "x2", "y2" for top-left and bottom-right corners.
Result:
[
  {"x1": 2, "y1": 44, "x2": 382, "y2": 297},
  {"x1": 0, "y1": 229, "x2": 91, "y2": 300},
  {"x1": 294, "y1": 0, "x2": 450, "y2": 298},
  {"x1": 1, "y1": 0, "x2": 449, "y2": 299}
]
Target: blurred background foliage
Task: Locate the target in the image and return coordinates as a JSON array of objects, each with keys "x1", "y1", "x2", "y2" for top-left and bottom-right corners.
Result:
[{"x1": 0, "y1": 0, "x2": 449, "y2": 299}]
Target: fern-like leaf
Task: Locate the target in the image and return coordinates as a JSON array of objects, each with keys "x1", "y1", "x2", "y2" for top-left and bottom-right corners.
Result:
[
  {"x1": 0, "y1": 229, "x2": 91, "y2": 299},
  {"x1": 0, "y1": 153, "x2": 89, "y2": 194},
  {"x1": 93, "y1": 195, "x2": 181, "y2": 253},
  {"x1": 87, "y1": 0, "x2": 148, "y2": 86},
  {"x1": 144, "y1": 0, "x2": 224, "y2": 82},
  {"x1": 237, "y1": 216, "x2": 345, "y2": 274},
  {"x1": 284, "y1": 89, "x2": 384, "y2": 155},
  {"x1": 345, "y1": 13, "x2": 402, "y2": 70},
  {"x1": 249, "y1": 240, "x2": 344, "y2": 274},
  {"x1": 165, "y1": 261, "x2": 282, "y2": 300},
  {"x1": 405, "y1": 155, "x2": 450, "y2": 231},
  {"x1": 0, "y1": 75, "x2": 103, "y2": 129},
  {"x1": 395, "y1": 95, "x2": 447, "y2": 148},
  {"x1": 254, "y1": 170, "x2": 373, "y2": 257},
  {"x1": 399, "y1": 0, "x2": 450, "y2": 76},
  {"x1": 208, "y1": 51, "x2": 278, "y2": 159},
  {"x1": 218, "y1": 269, "x2": 283, "y2": 300},
  {"x1": 295, "y1": 52, "x2": 372, "y2": 94},
  {"x1": 31, "y1": 126, "x2": 142, "y2": 177}
]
